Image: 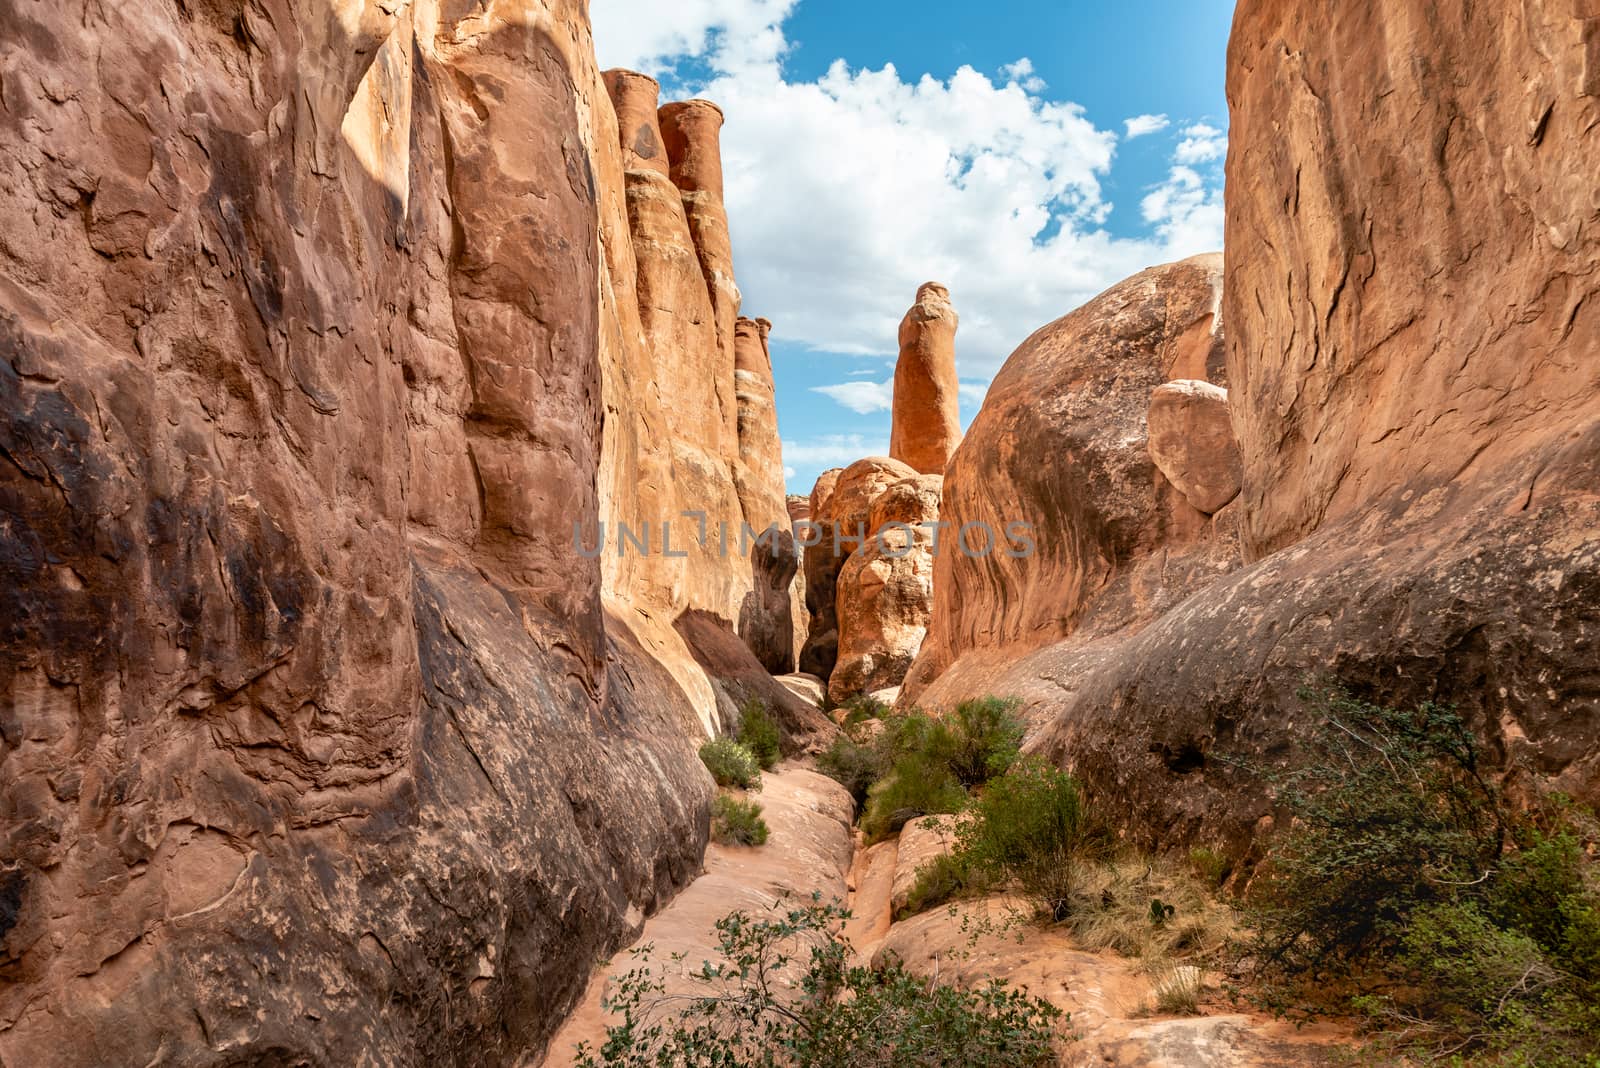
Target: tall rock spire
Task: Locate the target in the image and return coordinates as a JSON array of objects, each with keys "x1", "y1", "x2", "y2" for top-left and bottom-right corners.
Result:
[
  {"x1": 890, "y1": 282, "x2": 962, "y2": 475},
  {"x1": 661, "y1": 99, "x2": 742, "y2": 452}
]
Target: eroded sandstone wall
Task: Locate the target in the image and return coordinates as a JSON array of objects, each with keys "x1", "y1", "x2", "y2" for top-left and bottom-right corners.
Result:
[
  {"x1": 1226, "y1": 0, "x2": 1600, "y2": 558},
  {"x1": 0, "y1": 2, "x2": 804, "y2": 1063},
  {"x1": 906, "y1": 1, "x2": 1600, "y2": 852}
]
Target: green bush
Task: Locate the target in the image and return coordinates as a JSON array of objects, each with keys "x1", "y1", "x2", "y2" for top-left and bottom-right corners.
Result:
[
  {"x1": 900, "y1": 851, "x2": 979, "y2": 919},
  {"x1": 956, "y1": 758, "x2": 1093, "y2": 921},
  {"x1": 1187, "y1": 847, "x2": 1229, "y2": 890},
  {"x1": 1247, "y1": 688, "x2": 1503, "y2": 975},
  {"x1": 816, "y1": 730, "x2": 890, "y2": 810},
  {"x1": 698, "y1": 737, "x2": 762, "y2": 790},
  {"x1": 897, "y1": 759, "x2": 1095, "y2": 923},
  {"x1": 932, "y1": 697, "x2": 1025, "y2": 788},
  {"x1": 1246, "y1": 687, "x2": 1600, "y2": 1064},
  {"x1": 711, "y1": 794, "x2": 770, "y2": 846},
  {"x1": 860, "y1": 756, "x2": 966, "y2": 842},
  {"x1": 737, "y1": 698, "x2": 782, "y2": 770},
  {"x1": 841, "y1": 693, "x2": 889, "y2": 728},
  {"x1": 844, "y1": 700, "x2": 1028, "y2": 843},
  {"x1": 573, "y1": 897, "x2": 1066, "y2": 1067}
]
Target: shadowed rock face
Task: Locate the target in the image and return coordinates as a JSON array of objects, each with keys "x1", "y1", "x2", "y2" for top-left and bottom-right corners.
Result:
[
  {"x1": 0, "y1": 3, "x2": 822, "y2": 1064},
  {"x1": 908, "y1": 0, "x2": 1600, "y2": 853},
  {"x1": 890, "y1": 283, "x2": 962, "y2": 475}
]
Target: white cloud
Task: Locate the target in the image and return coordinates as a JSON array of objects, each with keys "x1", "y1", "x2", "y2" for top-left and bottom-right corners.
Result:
[
  {"x1": 783, "y1": 465, "x2": 797, "y2": 480},
  {"x1": 592, "y1": 0, "x2": 800, "y2": 76},
  {"x1": 1123, "y1": 113, "x2": 1170, "y2": 139},
  {"x1": 998, "y1": 58, "x2": 1047, "y2": 94},
  {"x1": 606, "y1": 3, "x2": 1226, "y2": 385},
  {"x1": 781, "y1": 434, "x2": 891, "y2": 470},
  {"x1": 811, "y1": 378, "x2": 893, "y2": 414},
  {"x1": 1173, "y1": 122, "x2": 1227, "y2": 164},
  {"x1": 958, "y1": 382, "x2": 989, "y2": 408}
]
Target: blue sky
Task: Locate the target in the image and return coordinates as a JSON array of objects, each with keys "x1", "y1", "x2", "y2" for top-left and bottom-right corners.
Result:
[{"x1": 593, "y1": 0, "x2": 1236, "y2": 493}]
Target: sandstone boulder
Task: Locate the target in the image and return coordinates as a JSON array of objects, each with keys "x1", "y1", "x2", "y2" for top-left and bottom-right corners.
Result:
[
  {"x1": 1147, "y1": 380, "x2": 1242, "y2": 515},
  {"x1": 800, "y1": 458, "x2": 919, "y2": 681},
  {"x1": 832, "y1": 475, "x2": 944, "y2": 703},
  {"x1": 905, "y1": 254, "x2": 1234, "y2": 697},
  {"x1": 889, "y1": 283, "x2": 962, "y2": 475}
]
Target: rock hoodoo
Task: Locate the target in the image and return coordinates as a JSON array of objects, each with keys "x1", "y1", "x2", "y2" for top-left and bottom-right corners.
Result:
[
  {"x1": 889, "y1": 283, "x2": 962, "y2": 475},
  {"x1": 799, "y1": 457, "x2": 919, "y2": 680},
  {"x1": 831, "y1": 474, "x2": 944, "y2": 703}
]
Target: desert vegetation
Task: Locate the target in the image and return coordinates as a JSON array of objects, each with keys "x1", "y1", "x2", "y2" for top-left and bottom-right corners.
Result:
[{"x1": 573, "y1": 897, "x2": 1065, "y2": 1067}]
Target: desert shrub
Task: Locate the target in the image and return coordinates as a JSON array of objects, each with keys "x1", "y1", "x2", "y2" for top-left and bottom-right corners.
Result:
[
  {"x1": 901, "y1": 851, "x2": 980, "y2": 919},
  {"x1": 699, "y1": 737, "x2": 762, "y2": 790},
  {"x1": 1247, "y1": 688, "x2": 1504, "y2": 975},
  {"x1": 851, "y1": 700, "x2": 1028, "y2": 843},
  {"x1": 1187, "y1": 847, "x2": 1230, "y2": 890},
  {"x1": 899, "y1": 759, "x2": 1093, "y2": 921},
  {"x1": 737, "y1": 698, "x2": 782, "y2": 770},
  {"x1": 573, "y1": 897, "x2": 1066, "y2": 1067},
  {"x1": 958, "y1": 759, "x2": 1093, "y2": 921},
  {"x1": 841, "y1": 693, "x2": 889, "y2": 728},
  {"x1": 860, "y1": 756, "x2": 966, "y2": 842},
  {"x1": 1246, "y1": 687, "x2": 1600, "y2": 1063},
  {"x1": 711, "y1": 794, "x2": 770, "y2": 847},
  {"x1": 816, "y1": 730, "x2": 890, "y2": 810},
  {"x1": 931, "y1": 697, "x2": 1025, "y2": 788}
]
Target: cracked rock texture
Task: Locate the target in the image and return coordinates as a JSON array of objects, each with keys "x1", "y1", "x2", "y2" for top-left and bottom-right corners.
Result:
[
  {"x1": 0, "y1": 1, "x2": 815, "y2": 1064},
  {"x1": 907, "y1": 1, "x2": 1600, "y2": 853}
]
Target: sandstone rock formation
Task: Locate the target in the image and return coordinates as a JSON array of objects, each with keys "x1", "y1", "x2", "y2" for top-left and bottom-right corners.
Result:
[
  {"x1": 831, "y1": 475, "x2": 943, "y2": 703},
  {"x1": 0, "y1": 3, "x2": 816, "y2": 1064},
  {"x1": 660, "y1": 99, "x2": 741, "y2": 456},
  {"x1": 906, "y1": 255, "x2": 1234, "y2": 696},
  {"x1": 799, "y1": 458, "x2": 919, "y2": 680},
  {"x1": 907, "y1": 0, "x2": 1600, "y2": 853},
  {"x1": 730, "y1": 316, "x2": 801, "y2": 673},
  {"x1": 597, "y1": 69, "x2": 817, "y2": 732},
  {"x1": 1226, "y1": 0, "x2": 1600, "y2": 561},
  {"x1": 889, "y1": 283, "x2": 962, "y2": 475},
  {"x1": 1147, "y1": 380, "x2": 1242, "y2": 515}
]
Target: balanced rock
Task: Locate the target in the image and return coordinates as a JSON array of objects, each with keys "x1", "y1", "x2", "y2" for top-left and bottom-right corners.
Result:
[
  {"x1": 890, "y1": 283, "x2": 962, "y2": 475},
  {"x1": 1147, "y1": 380, "x2": 1242, "y2": 515}
]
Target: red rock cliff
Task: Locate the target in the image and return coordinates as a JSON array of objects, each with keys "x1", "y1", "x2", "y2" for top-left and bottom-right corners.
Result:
[
  {"x1": 0, "y1": 2, "x2": 815, "y2": 1064},
  {"x1": 907, "y1": 1, "x2": 1600, "y2": 851}
]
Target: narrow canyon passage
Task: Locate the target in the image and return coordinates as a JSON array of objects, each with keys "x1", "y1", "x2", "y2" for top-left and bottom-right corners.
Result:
[{"x1": 540, "y1": 754, "x2": 1350, "y2": 1068}]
